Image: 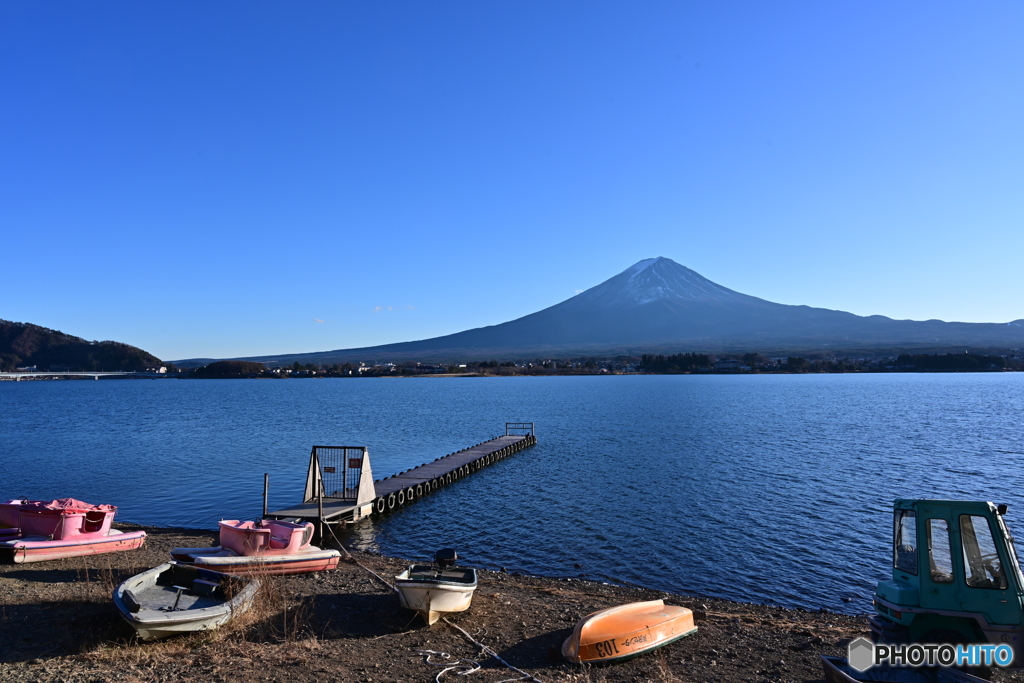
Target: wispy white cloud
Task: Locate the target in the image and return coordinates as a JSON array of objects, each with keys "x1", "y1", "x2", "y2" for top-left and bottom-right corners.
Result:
[
  {"x1": 313, "y1": 318, "x2": 326, "y2": 323},
  {"x1": 373, "y1": 304, "x2": 416, "y2": 313},
  {"x1": 574, "y1": 289, "x2": 584, "y2": 294}
]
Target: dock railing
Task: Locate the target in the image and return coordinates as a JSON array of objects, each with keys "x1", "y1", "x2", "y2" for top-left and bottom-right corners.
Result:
[
  {"x1": 304, "y1": 446, "x2": 375, "y2": 501},
  {"x1": 505, "y1": 422, "x2": 535, "y2": 437}
]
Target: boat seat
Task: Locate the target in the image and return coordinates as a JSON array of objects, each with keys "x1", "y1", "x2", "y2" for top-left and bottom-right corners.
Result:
[
  {"x1": 219, "y1": 522, "x2": 272, "y2": 555},
  {"x1": 409, "y1": 567, "x2": 438, "y2": 578},
  {"x1": 83, "y1": 510, "x2": 107, "y2": 533},
  {"x1": 192, "y1": 578, "x2": 220, "y2": 597},
  {"x1": 268, "y1": 535, "x2": 291, "y2": 549},
  {"x1": 123, "y1": 589, "x2": 142, "y2": 613},
  {"x1": 260, "y1": 520, "x2": 314, "y2": 550}
]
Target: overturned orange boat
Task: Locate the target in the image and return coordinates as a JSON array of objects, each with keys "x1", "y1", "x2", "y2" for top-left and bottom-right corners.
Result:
[{"x1": 561, "y1": 599, "x2": 697, "y2": 664}]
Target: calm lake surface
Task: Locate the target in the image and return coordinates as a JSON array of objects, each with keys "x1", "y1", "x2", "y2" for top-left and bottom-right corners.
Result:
[{"x1": 3, "y1": 374, "x2": 1023, "y2": 614}]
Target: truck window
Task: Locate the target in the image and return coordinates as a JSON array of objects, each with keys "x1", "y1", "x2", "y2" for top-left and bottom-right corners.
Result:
[
  {"x1": 894, "y1": 510, "x2": 917, "y2": 575},
  {"x1": 997, "y1": 515, "x2": 1024, "y2": 591},
  {"x1": 960, "y1": 515, "x2": 1006, "y2": 590},
  {"x1": 926, "y1": 519, "x2": 953, "y2": 583}
]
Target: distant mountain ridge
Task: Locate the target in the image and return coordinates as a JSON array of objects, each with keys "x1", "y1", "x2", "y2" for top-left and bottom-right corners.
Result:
[
  {"x1": 0, "y1": 320, "x2": 166, "y2": 372},
  {"x1": 173, "y1": 257, "x2": 1024, "y2": 366}
]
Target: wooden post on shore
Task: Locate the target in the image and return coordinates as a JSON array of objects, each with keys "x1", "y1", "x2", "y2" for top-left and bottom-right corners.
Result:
[
  {"x1": 318, "y1": 491, "x2": 324, "y2": 542},
  {"x1": 263, "y1": 473, "x2": 269, "y2": 518}
]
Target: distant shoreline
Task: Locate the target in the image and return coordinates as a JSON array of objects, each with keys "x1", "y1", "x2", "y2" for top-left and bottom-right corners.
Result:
[{"x1": 4, "y1": 368, "x2": 1023, "y2": 381}]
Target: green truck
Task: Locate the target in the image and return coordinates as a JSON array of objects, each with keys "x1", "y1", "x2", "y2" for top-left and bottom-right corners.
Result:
[{"x1": 871, "y1": 499, "x2": 1024, "y2": 660}]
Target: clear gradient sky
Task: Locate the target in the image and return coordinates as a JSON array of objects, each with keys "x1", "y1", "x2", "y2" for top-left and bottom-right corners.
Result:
[{"x1": 3, "y1": 3, "x2": 1022, "y2": 361}]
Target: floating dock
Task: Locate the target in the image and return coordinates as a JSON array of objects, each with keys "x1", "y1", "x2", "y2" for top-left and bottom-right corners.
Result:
[{"x1": 267, "y1": 423, "x2": 536, "y2": 530}]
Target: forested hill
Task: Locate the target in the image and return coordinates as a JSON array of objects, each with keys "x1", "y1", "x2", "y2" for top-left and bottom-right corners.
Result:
[{"x1": 0, "y1": 320, "x2": 167, "y2": 372}]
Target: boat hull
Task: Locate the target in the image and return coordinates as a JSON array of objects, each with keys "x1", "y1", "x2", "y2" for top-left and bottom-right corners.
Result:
[
  {"x1": 128, "y1": 608, "x2": 239, "y2": 642},
  {"x1": 113, "y1": 561, "x2": 259, "y2": 641},
  {"x1": 395, "y1": 566, "x2": 478, "y2": 625},
  {"x1": 562, "y1": 599, "x2": 697, "y2": 664},
  {"x1": 1, "y1": 529, "x2": 147, "y2": 563},
  {"x1": 169, "y1": 546, "x2": 341, "y2": 575}
]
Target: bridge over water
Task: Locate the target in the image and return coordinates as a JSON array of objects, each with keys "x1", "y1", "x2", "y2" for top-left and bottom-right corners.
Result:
[{"x1": 0, "y1": 372, "x2": 171, "y2": 381}]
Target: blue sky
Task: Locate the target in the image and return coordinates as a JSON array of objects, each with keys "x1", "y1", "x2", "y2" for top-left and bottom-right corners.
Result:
[{"x1": 2, "y1": 3, "x2": 1022, "y2": 360}]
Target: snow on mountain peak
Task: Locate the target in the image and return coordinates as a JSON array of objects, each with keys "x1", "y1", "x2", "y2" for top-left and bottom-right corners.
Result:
[
  {"x1": 577, "y1": 257, "x2": 748, "y2": 307},
  {"x1": 626, "y1": 257, "x2": 661, "y2": 274}
]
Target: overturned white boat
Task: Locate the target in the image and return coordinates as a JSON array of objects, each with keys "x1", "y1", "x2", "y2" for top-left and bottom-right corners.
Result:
[
  {"x1": 112, "y1": 561, "x2": 260, "y2": 641},
  {"x1": 394, "y1": 548, "x2": 478, "y2": 626}
]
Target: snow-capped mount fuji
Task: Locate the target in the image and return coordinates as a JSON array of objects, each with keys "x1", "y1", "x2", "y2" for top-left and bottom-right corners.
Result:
[
  {"x1": 571, "y1": 257, "x2": 753, "y2": 307},
  {"x1": 175, "y1": 257, "x2": 1024, "y2": 366}
]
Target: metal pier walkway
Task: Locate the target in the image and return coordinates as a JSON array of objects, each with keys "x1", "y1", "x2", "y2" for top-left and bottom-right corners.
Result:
[{"x1": 267, "y1": 423, "x2": 536, "y2": 528}]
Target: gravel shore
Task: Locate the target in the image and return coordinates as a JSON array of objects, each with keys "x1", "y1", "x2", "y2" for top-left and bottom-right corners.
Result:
[{"x1": 2, "y1": 525, "x2": 1022, "y2": 683}]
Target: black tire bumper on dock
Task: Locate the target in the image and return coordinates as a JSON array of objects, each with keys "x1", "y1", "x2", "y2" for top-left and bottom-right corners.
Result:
[{"x1": 368, "y1": 433, "x2": 536, "y2": 517}]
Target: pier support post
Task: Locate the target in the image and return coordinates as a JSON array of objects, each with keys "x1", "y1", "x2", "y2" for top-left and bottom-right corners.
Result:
[
  {"x1": 263, "y1": 473, "x2": 269, "y2": 518},
  {"x1": 317, "y1": 493, "x2": 324, "y2": 543}
]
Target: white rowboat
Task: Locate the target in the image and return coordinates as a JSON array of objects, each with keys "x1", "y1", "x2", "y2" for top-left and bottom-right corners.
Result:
[{"x1": 112, "y1": 561, "x2": 259, "y2": 641}]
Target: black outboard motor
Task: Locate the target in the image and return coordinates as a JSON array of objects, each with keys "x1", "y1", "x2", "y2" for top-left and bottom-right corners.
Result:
[{"x1": 434, "y1": 548, "x2": 457, "y2": 570}]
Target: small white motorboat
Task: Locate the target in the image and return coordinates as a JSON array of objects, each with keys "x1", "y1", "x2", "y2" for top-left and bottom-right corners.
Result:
[
  {"x1": 394, "y1": 548, "x2": 478, "y2": 625},
  {"x1": 112, "y1": 561, "x2": 259, "y2": 641}
]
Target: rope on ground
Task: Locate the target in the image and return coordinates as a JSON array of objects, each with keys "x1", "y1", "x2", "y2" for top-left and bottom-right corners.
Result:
[
  {"x1": 414, "y1": 649, "x2": 481, "y2": 683},
  {"x1": 443, "y1": 617, "x2": 545, "y2": 683},
  {"x1": 322, "y1": 521, "x2": 398, "y2": 594},
  {"x1": 323, "y1": 521, "x2": 541, "y2": 683}
]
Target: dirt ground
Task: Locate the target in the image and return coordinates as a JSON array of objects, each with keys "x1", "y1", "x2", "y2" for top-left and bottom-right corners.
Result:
[{"x1": 2, "y1": 525, "x2": 1023, "y2": 683}]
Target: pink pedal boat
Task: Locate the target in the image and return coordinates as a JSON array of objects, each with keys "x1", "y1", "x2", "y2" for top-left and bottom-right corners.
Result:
[
  {"x1": 0, "y1": 498, "x2": 146, "y2": 563},
  {"x1": 170, "y1": 519, "x2": 341, "y2": 575}
]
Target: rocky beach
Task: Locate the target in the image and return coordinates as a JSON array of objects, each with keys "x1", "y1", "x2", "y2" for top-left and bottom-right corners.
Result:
[{"x1": 2, "y1": 525, "x2": 1020, "y2": 683}]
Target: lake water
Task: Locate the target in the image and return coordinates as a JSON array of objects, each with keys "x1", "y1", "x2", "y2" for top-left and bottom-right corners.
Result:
[{"x1": 2, "y1": 374, "x2": 1023, "y2": 614}]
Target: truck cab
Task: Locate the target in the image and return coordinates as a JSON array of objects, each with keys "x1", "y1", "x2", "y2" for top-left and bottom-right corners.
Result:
[{"x1": 872, "y1": 499, "x2": 1024, "y2": 659}]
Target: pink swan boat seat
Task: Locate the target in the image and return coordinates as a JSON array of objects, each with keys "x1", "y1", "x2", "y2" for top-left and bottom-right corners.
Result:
[
  {"x1": 218, "y1": 519, "x2": 315, "y2": 555},
  {"x1": 0, "y1": 499, "x2": 25, "y2": 528},
  {"x1": 169, "y1": 519, "x2": 340, "y2": 575}
]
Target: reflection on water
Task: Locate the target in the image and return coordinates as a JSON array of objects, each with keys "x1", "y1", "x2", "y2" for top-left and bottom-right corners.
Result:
[{"x1": 2, "y1": 373, "x2": 1023, "y2": 614}]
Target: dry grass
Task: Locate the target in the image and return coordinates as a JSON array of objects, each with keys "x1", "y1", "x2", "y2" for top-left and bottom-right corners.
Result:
[
  {"x1": 228, "y1": 563, "x2": 320, "y2": 645},
  {"x1": 75, "y1": 557, "x2": 326, "y2": 678},
  {"x1": 650, "y1": 650, "x2": 685, "y2": 682}
]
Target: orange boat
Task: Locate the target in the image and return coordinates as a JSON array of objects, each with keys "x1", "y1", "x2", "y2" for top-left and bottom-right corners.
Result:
[{"x1": 561, "y1": 599, "x2": 697, "y2": 664}]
